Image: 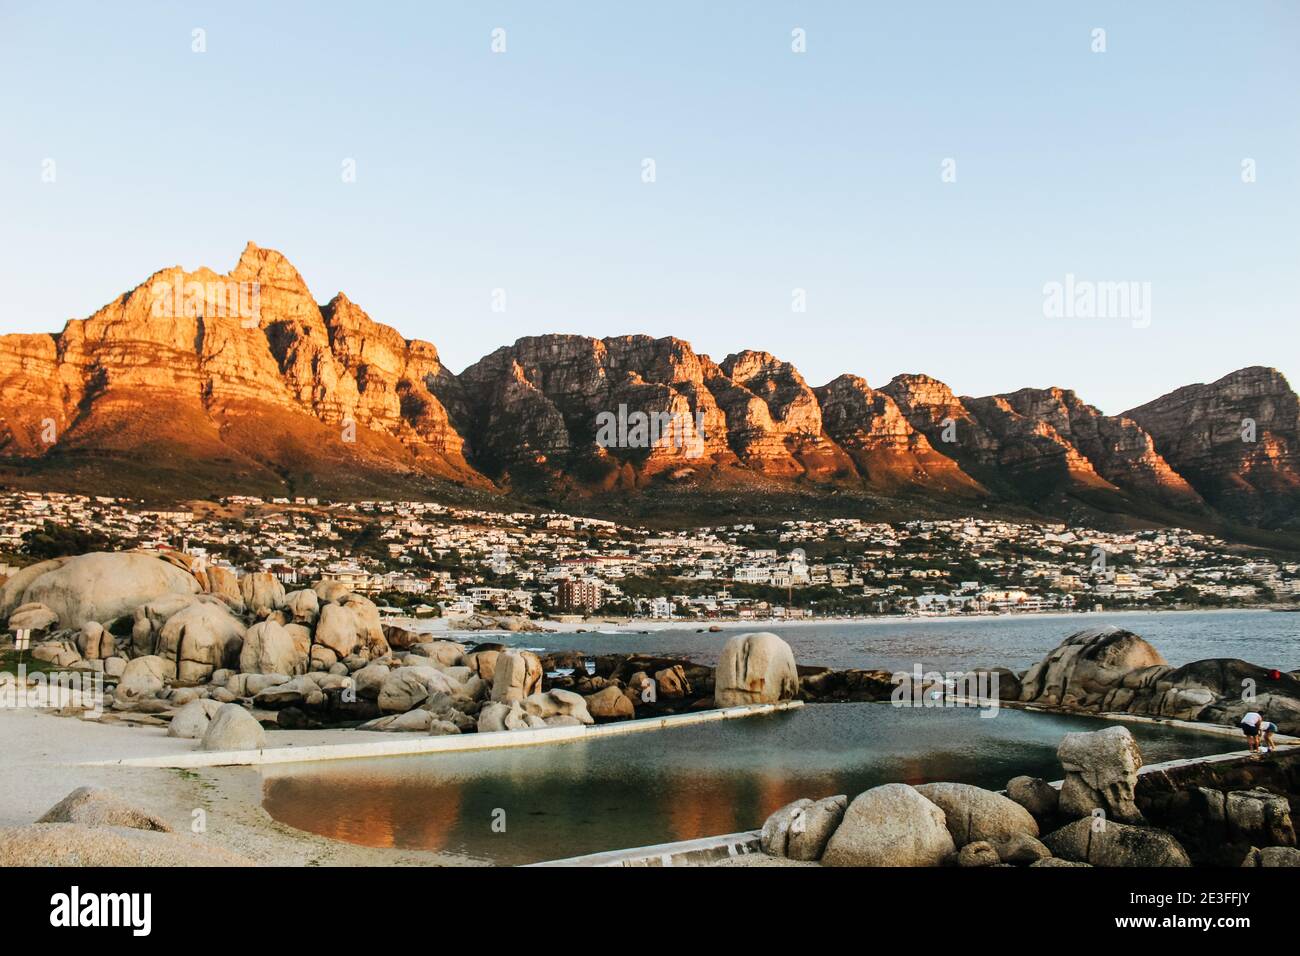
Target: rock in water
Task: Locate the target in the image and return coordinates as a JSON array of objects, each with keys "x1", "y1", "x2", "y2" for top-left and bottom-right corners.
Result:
[
  {"x1": 821, "y1": 784, "x2": 956, "y2": 867},
  {"x1": 1057, "y1": 725, "x2": 1144, "y2": 823},
  {"x1": 713, "y1": 632, "x2": 799, "y2": 707},
  {"x1": 199, "y1": 703, "x2": 266, "y2": 751},
  {"x1": 654, "y1": 664, "x2": 691, "y2": 698},
  {"x1": 914, "y1": 782, "x2": 1039, "y2": 845},
  {"x1": 37, "y1": 787, "x2": 172, "y2": 832},
  {"x1": 1018, "y1": 626, "x2": 1167, "y2": 708},
  {"x1": 1042, "y1": 818, "x2": 1190, "y2": 866}
]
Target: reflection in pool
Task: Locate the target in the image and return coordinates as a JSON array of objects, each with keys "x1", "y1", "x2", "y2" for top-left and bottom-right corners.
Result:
[{"x1": 262, "y1": 703, "x2": 1240, "y2": 865}]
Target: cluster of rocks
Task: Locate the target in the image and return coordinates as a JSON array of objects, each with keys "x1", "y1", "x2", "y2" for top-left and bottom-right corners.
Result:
[
  {"x1": 2, "y1": 554, "x2": 802, "y2": 752},
  {"x1": 759, "y1": 725, "x2": 1299, "y2": 867},
  {"x1": 544, "y1": 632, "x2": 798, "y2": 718},
  {"x1": 1014, "y1": 626, "x2": 1300, "y2": 734},
  {"x1": 1137, "y1": 739, "x2": 1300, "y2": 866},
  {"x1": 793, "y1": 627, "x2": 1300, "y2": 740}
]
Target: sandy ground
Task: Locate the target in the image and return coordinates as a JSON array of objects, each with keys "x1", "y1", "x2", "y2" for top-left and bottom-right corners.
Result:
[{"x1": 0, "y1": 707, "x2": 484, "y2": 866}]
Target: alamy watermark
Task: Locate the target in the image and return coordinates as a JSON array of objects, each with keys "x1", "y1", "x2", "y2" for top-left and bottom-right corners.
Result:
[
  {"x1": 890, "y1": 664, "x2": 1000, "y2": 717},
  {"x1": 150, "y1": 277, "x2": 261, "y2": 328},
  {"x1": 1042, "y1": 273, "x2": 1150, "y2": 329},
  {"x1": 1, "y1": 665, "x2": 104, "y2": 718},
  {"x1": 594, "y1": 405, "x2": 706, "y2": 459}
]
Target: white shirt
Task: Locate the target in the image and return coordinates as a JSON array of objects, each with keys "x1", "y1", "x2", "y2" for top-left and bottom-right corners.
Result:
[{"x1": 1242, "y1": 712, "x2": 1262, "y2": 727}]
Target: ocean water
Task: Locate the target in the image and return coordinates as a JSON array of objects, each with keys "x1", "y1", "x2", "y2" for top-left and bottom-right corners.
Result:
[
  {"x1": 481, "y1": 609, "x2": 1300, "y2": 673},
  {"x1": 261, "y1": 703, "x2": 1241, "y2": 864}
]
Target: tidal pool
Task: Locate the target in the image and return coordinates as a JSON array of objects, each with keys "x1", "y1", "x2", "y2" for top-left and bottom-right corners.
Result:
[{"x1": 261, "y1": 703, "x2": 1240, "y2": 865}]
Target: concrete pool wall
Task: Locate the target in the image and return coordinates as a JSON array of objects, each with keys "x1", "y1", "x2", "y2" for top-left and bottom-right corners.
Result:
[
  {"x1": 84, "y1": 700, "x2": 805, "y2": 769},
  {"x1": 85, "y1": 697, "x2": 1296, "y2": 771}
]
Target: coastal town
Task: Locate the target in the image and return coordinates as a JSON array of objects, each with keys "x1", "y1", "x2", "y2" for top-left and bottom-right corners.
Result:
[{"x1": 1, "y1": 491, "x2": 1294, "y2": 623}]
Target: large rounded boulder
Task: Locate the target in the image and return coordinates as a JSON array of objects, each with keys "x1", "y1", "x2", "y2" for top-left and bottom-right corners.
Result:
[
  {"x1": 239, "y1": 620, "x2": 305, "y2": 676},
  {"x1": 0, "y1": 557, "x2": 72, "y2": 620},
  {"x1": 714, "y1": 632, "x2": 799, "y2": 707},
  {"x1": 14, "y1": 552, "x2": 200, "y2": 630},
  {"x1": 761, "y1": 794, "x2": 848, "y2": 861},
  {"x1": 284, "y1": 589, "x2": 320, "y2": 625},
  {"x1": 1018, "y1": 626, "x2": 1167, "y2": 709},
  {"x1": 1057, "y1": 725, "x2": 1144, "y2": 823},
  {"x1": 377, "y1": 666, "x2": 461, "y2": 712},
  {"x1": 199, "y1": 703, "x2": 266, "y2": 752},
  {"x1": 203, "y1": 565, "x2": 244, "y2": 612},
  {"x1": 156, "y1": 601, "x2": 246, "y2": 683},
  {"x1": 822, "y1": 784, "x2": 957, "y2": 867},
  {"x1": 913, "y1": 782, "x2": 1039, "y2": 846},
  {"x1": 312, "y1": 580, "x2": 353, "y2": 603},
  {"x1": 1042, "y1": 818, "x2": 1190, "y2": 866},
  {"x1": 521, "y1": 688, "x2": 594, "y2": 725},
  {"x1": 314, "y1": 602, "x2": 363, "y2": 659},
  {"x1": 490, "y1": 650, "x2": 543, "y2": 703},
  {"x1": 342, "y1": 595, "x2": 390, "y2": 657},
  {"x1": 239, "y1": 572, "x2": 286, "y2": 619},
  {"x1": 117, "y1": 655, "x2": 171, "y2": 701}
]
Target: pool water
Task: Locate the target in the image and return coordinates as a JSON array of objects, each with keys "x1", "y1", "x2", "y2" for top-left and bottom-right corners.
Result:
[{"x1": 261, "y1": 703, "x2": 1240, "y2": 864}]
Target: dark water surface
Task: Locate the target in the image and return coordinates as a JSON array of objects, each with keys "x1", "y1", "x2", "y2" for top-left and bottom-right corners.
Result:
[
  {"x1": 262, "y1": 703, "x2": 1240, "y2": 864},
  {"x1": 482, "y1": 609, "x2": 1299, "y2": 673}
]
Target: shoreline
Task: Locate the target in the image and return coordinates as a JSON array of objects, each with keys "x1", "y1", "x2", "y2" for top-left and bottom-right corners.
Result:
[{"x1": 398, "y1": 605, "x2": 1279, "y2": 637}]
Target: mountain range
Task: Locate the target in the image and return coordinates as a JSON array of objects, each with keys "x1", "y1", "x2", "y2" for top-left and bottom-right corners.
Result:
[{"x1": 1, "y1": 243, "x2": 1297, "y2": 544}]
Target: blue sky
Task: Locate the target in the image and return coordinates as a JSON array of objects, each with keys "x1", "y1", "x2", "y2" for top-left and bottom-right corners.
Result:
[{"x1": 1, "y1": 0, "x2": 1296, "y2": 414}]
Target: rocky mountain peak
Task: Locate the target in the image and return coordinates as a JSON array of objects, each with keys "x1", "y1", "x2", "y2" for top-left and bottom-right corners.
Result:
[{"x1": 0, "y1": 244, "x2": 1294, "y2": 535}]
